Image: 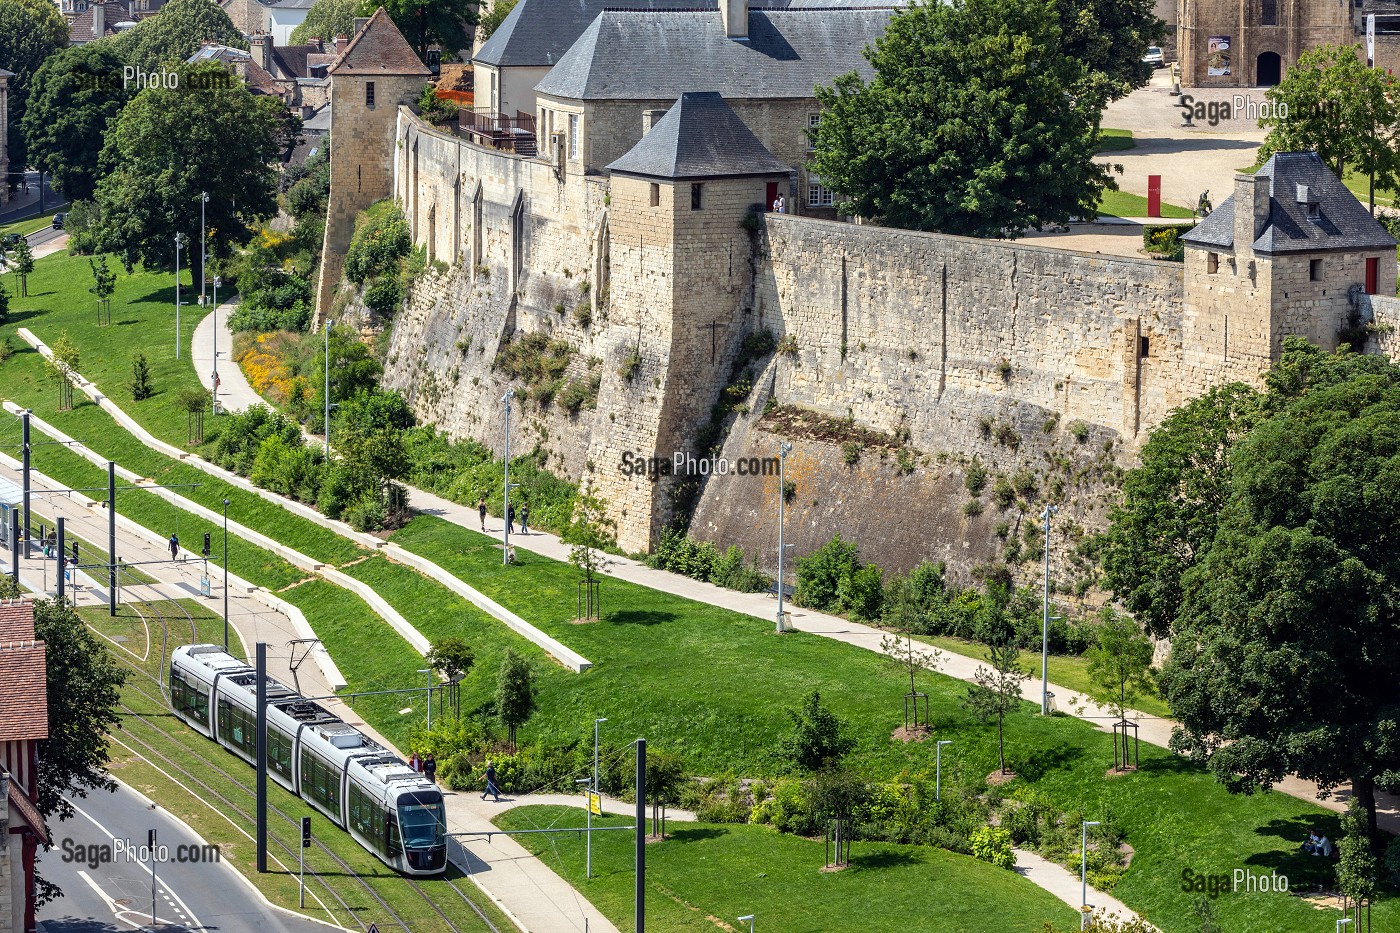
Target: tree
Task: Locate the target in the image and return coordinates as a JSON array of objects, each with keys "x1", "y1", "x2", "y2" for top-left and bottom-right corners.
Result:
[
  {"x1": 495, "y1": 648, "x2": 536, "y2": 751},
  {"x1": 1127, "y1": 340, "x2": 1400, "y2": 843},
  {"x1": 178, "y1": 385, "x2": 211, "y2": 444},
  {"x1": 0, "y1": 0, "x2": 69, "y2": 176},
  {"x1": 28, "y1": 592, "x2": 127, "y2": 903},
  {"x1": 0, "y1": 280, "x2": 8, "y2": 326},
  {"x1": 109, "y1": 0, "x2": 245, "y2": 73},
  {"x1": 94, "y1": 61, "x2": 281, "y2": 290},
  {"x1": 22, "y1": 44, "x2": 134, "y2": 201},
  {"x1": 1055, "y1": 0, "x2": 1164, "y2": 103},
  {"x1": 880, "y1": 572, "x2": 943, "y2": 731},
  {"x1": 963, "y1": 598, "x2": 1028, "y2": 775},
  {"x1": 367, "y1": 0, "x2": 475, "y2": 64},
  {"x1": 478, "y1": 0, "x2": 517, "y2": 41},
  {"x1": 1336, "y1": 799, "x2": 1379, "y2": 923},
  {"x1": 794, "y1": 533, "x2": 860, "y2": 611},
  {"x1": 1259, "y1": 45, "x2": 1400, "y2": 213},
  {"x1": 562, "y1": 488, "x2": 615, "y2": 617},
  {"x1": 1085, "y1": 608, "x2": 1154, "y2": 769},
  {"x1": 292, "y1": 0, "x2": 358, "y2": 42},
  {"x1": 426, "y1": 635, "x2": 473, "y2": 717},
  {"x1": 90, "y1": 254, "x2": 116, "y2": 322},
  {"x1": 45, "y1": 331, "x2": 80, "y2": 410},
  {"x1": 807, "y1": 0, "x2": 1109, "y2": 237},
  {"x1": 782, "y1": 689, "x2": 855, "y2": 771},
  {"x1": 11, "y1": 237, "x2": 34, "y2": 298},
  {"x1": 129, "y1": 351, "x2": 153, "y2": 401},
  {"x1": 644, "y1": 750, "x2": 686, "y2": 838},
  {"x1": 311, "y1": 326, "x2": 384, "y2": 432}
]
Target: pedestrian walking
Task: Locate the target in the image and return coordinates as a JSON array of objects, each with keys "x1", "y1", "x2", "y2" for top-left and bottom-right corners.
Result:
[
  {"x1": 408, "y1": 752, "x2": 420, "y2": 772},
  {"x1": 507, "y1": 503, "x2": 516, "y2": 533},
  {"x1": 423, "y1": 753, "x2": 437, "y2": 784},
  {"x1": 519, "y1": 504, "x2": 530, "y2": 535},
  {"x1": 169, "y1": 533, "x2": 179, "y2": 561},
  {"x1": 481, "y1": 760, "x2": 501, "y2": 801},
  {"x1": 477, "y1": 498, "x2": 487, "y2": 532}
]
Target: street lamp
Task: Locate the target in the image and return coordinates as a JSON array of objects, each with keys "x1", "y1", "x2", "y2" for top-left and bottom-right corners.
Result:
[
  {"x1": 1040, "y1": 504, "x2": 1058, "y2": 715},
  {"x1": 174, "y1": 233, "x2": 185, "y2": 360},
  {"x1": 222, "y1": 499, "x2": 229, "y2": 650},
  {"x1": 936, "y1": 740, "x2": 952, "y2": 802},
  {"x1": 1081, "y1": 820, "x2": 1101, "y2": 930},
  {"x1": 501, "y1": 389, "x2": 515, "y2": 566},
  {"x1": 199, "y1": 191, "x2": 208, "y2": 308},
  {"x1": 211, "y1": 275, "x2": 222, "y2": 413},
  {"x1": 738, "y1": 915, "x2": 754, "y2": 933},
  {"x1": 323, "y1": 319, "x2": 332, "y2": 457},
  {"x1": 587, "y1": 716, "x2": 607, "y2": 878},
  {"x1": 1338, "y1": 918, "x2": 1355, "y2": 933},
  {"x1": 417, "y1": 668, "x2": 433, "y2": 729},
  {"x1": 776, "y1": 441, "x2": 793, "y2": 633}
]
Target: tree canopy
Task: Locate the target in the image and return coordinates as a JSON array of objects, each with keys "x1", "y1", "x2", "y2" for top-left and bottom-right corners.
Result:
[
  {"x1": 478, "y1": 0, "x2": 517, "y2": 41},
  {"x1": 93, "y1": 61, "x2": 281, "y2": 288},
  {"x1": 1055, "y1": 0, "x2": 1164, "y2": 103},
  {"x1": 1104, "y1": 340, "x2": 1400, "y2": 841},
  {"x1": 22, "y1": 44, "x2": 135, "y2": 201},
  {"x1": 107, "y1": 0, "x2": 245, "y2": 73},
  {"x1": 0, "y1": 0, "x2": 70, "y2": 173},
  {"x1": 807, "y1": 0, "x2": 1110, "y2": 237},
  {"x1": 292, "y1": 0, "x2": 359, "y2": 42},
  {"x1": 495, "y1": 648, "x2": 536, "y2": 750},
  {"x1": 365, "y1": 0, "x2": 474, "y2": 62}
]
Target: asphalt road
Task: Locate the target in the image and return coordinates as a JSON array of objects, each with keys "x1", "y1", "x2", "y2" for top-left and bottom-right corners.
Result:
[{"x1": 37, "y1": 780, "x2": 334, "y2": 933}]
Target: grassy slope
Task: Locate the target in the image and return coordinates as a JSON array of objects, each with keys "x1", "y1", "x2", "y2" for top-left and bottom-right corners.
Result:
[
  {"x1": 1097, "y1": 188, "x2": 1196, "y2": 220},
  {"x1": 497, "y1": 805, "x2": 1079, "y2": 933},
  {"x1": 0, "y1": 209, "x2": 68, "y2": 239}
]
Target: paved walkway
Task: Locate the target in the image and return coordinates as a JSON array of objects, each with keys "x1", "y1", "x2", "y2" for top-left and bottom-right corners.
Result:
[{"x1": 1013, "y1": 847, "x2": 1136, "y2": 927}]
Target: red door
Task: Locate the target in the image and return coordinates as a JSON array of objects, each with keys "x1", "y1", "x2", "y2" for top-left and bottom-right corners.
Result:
[
  {"x1": 1365, "y1": 257, "x2": 1379, "y2": 295},
  {"x1": 766, "y1": 182, "x2": 779, "y2": 211}
]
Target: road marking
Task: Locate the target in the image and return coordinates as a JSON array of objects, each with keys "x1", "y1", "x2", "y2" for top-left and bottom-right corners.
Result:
[
  {"x1": 67, "y1": 798, "x2": 207, "y2": 932},
  {"x1": 77, "y1": 870, "x2": 149, "y2": 929}
]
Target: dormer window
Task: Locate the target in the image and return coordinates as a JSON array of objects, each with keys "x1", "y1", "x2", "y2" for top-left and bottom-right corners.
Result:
[
  {"x1": 1306, "y1": 202, "x2": 1321, "y2": 222},
  {"x1": 1296, "y1": 184, "x2": 1321, "y2": 222}
]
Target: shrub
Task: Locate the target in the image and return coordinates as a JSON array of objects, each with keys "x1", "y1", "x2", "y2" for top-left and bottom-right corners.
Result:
[
  {"x1": 1012, "y1": 468, "x2": 1037, "y2": 499},
  {"x1": 837, "y1": 563, "x2": 883, "y2": 621},
  {"x1": 364, "y1": 276, "x2": 404, "y2": 316},
  {"x1": 991, "y1": 476, "x2": 1015, "y2": 508},
  {"x1": 963, "y1": 498, "x2": 983, "y2": 516},
  {"x1": 129, "y1": 351, "x2": 153, "y2": 401},
  {"x1": 781, "y1": 690, "x2": 854, "y2": 771},
  {"x1": 794, "y1": 534, "x2": 861, "y2": 611},
  {"x1": 228, "y1": 301, "x2": 312, "y2": 333},
  {"x1": 750, "y1": 779, "x2": 819, "y2": 835},
  {"x1": 1069, "y1": 420, "x2": 1091, "y2": 442},
  {"x1": 345, "y1": 493, "x2": 387, "y2": 531},
  {"x1": 964, "y1": 460, "x2": 988, "y2": 495},
  {"x1": 970, "y1": 825, "x2": 1016, "y2": 869},
  {"x1": 841, "y1": 441, "x2": 863, "y2": 465},
  {"x1": 618, "y1": 348, "x2": 642, "y2": 380},
  {"x1": 344, "y1": 200, "x2": 411, "y2": 284}
]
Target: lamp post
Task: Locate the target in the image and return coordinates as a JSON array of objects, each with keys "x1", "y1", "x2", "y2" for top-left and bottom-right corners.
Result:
[
  {"x1": 222, "y1": 498, "x2": 230, "y2": 650},
  {"x1": 501, "y1": 389, "x2": 515, "y2": 566},
  {"x1": 936, "y1": 740, "x2": 951, "y2": 802},
  {"x1": 1040, "y1": 504, "x2": 1057, "y2": 715},
  {"x1": 417, "y1": 668, "x2": 432, "y2": 728},
  {"x1": 1081, "y1": 820, "x2": 1101, "y2": 930},
  {"x1": 323, "y1": 320, "x2": 332, "y2": 457},
  {"x1": 738, "y1": 916, "x2": 754, "y2": 933},
  {"x1": 588, "y1": 716, "x2": 607, "y2": 878},
  {"x1": 1338, "y1": 918, "x2": 1355, "y2": 933},
  {"x1": 776, "y1": 442, "x2": 792, "y2": 633},
  {"x1": 199, "y1": 191, "x2": 208, "y2": 309},
  {"x1": 174, "y1": 233, "x2": 185, "y2": 360},
  {"x1": 211, "y1": 275, "x2": 222, "y2": 414}
]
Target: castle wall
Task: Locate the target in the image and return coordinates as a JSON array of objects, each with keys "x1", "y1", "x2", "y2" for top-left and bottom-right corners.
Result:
[{"x1": 1359, "y1": 294, "x2": 1400, "y2": 362}]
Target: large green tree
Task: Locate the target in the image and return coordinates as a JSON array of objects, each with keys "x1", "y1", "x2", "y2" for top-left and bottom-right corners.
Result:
[
  {"x1": 365, "y1": 0, "x2": 474, "y2": 63},
  {"x1": 0, "y1": 0, "x2": 69, "y2": 174},
  {"x1": 291, "y1": 0, "x2": 358, "y2": 43},
  {"x1": 1107, "y1": 340, "x2": 1400, "y2": 842},
  {"x1": 22, "y1": 44, "x2": 134, "y2": 201},
  {"x1": 107, "y1": 0, "x2": 245, "y2": 73},
  {"x1": 1055, "y1": 0, "x2": 1164, "y2": 102},
  {"x1": 807, "y1": 0, "x2": 1109, "y2": 237},
  {"x1": 94, "y1": 61, "x2": 281, "y2": 289},
  {"x1": 1259, "y1": 44, "x2": 1400, "y2": 211}
]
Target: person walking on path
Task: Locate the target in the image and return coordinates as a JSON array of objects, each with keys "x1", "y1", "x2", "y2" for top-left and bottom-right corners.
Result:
[
  {"x1": 519, "y1": 504, "x2": 530, "y2": 535},
  {"x1": 477, "y1": 498, "x2": 487, "y2": 532},
  {"x1": 408, "y1": 752, "x2": 420, "y2": 772},
  {"x1": 169, "y1": 534, "x2": 179, "y2": 561},
  {"x1": 481, "y1": 761, "x2": 501, "y2": 801},
  {"x1": 423, "y1": 753, "x2": 437, "y2": 784},
  {"x1": 507, "y1": 503, "x2": 516, "y2": 533}
]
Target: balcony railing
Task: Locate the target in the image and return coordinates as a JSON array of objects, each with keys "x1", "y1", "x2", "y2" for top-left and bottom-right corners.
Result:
[{"x1": 460, "y1": 110, "x2": 537, "y2": 156}]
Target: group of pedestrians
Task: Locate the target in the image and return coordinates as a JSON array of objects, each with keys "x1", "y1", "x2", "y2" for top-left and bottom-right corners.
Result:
[
  {"x1": 406, "y1": 752, "x2": 438, "y2": 783},
  {"x1": 476, "y1": 498, "x2": 530, "y2": 535}
]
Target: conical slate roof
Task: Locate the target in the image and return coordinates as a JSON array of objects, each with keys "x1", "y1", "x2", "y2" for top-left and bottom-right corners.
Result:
[{"x1": 607, "y1": 92, "x2": 791, "y2": 180}]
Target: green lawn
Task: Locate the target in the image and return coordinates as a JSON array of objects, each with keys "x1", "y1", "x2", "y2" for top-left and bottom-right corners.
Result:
[
  {"x1": 1097, "y1": 188, "x2": 1196, "y2": 220},
  {"x1": 0, "y1": 208, "x2": 69, "y2": 239},
  {"x1": 1095, "y1": 128, "x2": 1136, "y2": 152},
  {"x1": 497, "y1": 805, "x2": 1079, "y2": 933}
]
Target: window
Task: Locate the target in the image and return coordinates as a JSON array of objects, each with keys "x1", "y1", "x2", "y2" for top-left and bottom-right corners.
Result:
[
  {"x1": 568, "y1": 114, "x2": 579, "y2": 160},
  {"x1": 649, "y1": 183, "x2": 660, "y2": 207},
  {"x1": 1261, "y1": 0, "x2": 1276, "y2": 24},
  {"x1": 807, "y1": 174, "x2": 834, "y2": 208},
  {"x1": 170, "y1": 672, "x2": 209, "y2": 726},
  {"x1": 1139, "y1": 336, "x2": 1150, "y2": 359},
  {"x1": 267, "y1": 726, "x2": 294, "y2": 779},
  {"x1": 1310, "y1": 258, "x2": 1322, "y2": 281},
  {"x1": 691, "y1": 183, "x2": 703, "y2": 210},
  {"x1": 365, "y1": 81, "x2": 375, "y2": 106},
  {"x1": 1207, "y1": 252, "x2": 1219, "y2": 274},
  {"x1": 299, "y1": 749, "x2": 341, "y2": 820},
  {"x1": 216, "y1": 698, "x2": 257, "y2": 759}
]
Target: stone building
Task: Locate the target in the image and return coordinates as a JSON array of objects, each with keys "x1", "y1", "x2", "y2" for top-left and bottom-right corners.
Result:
[
  {"x1": 221, "y1": 0, "x2": 314, "y2": 43},
  {"x1": 0, "y1": 601, "x2": 49, "y2": 933},
  {"x1": 1176, "y1": 0, "x2": 1353, "y2": 86},
  {"x1": 67, "y1": 0, "x2": 138, "y2": 43}
]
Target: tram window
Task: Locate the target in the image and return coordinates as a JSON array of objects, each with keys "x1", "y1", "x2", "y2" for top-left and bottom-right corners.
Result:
[
  {"x1": 299, "y1": 751, "x2": 340, "y2": 819},
  {"x1": 170, "y1": 672, "x2": 209, "y2": 726},
  {"x1": 349, "y1": 784, "x2": 376, "y2": 843},
  {"x1": 267, "y1": 728, "x2": 293, "y2": 778}
]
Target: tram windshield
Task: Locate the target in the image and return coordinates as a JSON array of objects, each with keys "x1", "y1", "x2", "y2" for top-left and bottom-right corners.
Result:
[{"x1": 397, "y1": 791, "x2": 447, "y2": 848}]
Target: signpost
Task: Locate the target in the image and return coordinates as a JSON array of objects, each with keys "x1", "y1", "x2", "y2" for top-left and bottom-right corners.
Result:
[{"x1": 300, "y1": 816, "x2": 311, "y2": 907}]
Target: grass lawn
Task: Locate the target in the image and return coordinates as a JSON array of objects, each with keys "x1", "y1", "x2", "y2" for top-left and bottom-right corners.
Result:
[
  {"x1": 910, "y1": 633, "x2": 1173, "y2": 719},
  {"x1": 496, "y1": 805, "x2": 1079, "y2": 933},
  {"x1": 1095, "y1": 128, "x2": 1136, "y2": 152},
  {"x1": 1096, "y1": 188, "x2": 1196, "y2": 220},
  {"x1": 0, "y1": 208, "x2": 69, "y2": 239},
  {"x1": 1340, "y1": 168, "x2": 1400, "y2": 211}
]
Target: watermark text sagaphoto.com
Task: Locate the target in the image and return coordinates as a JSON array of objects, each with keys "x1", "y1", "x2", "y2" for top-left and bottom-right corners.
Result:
[
  {"x1": 59, "y1": 837, "x2": 222, "y2": 870},
  {"x1": 1180, "y1": 867, "x2": 1289, "y2": 899},
  {"x1": 1177, "y1": 93, "x2": 1288, "y2": 127},
  {"x1": 620, "y1": 451, "x2": 780, "y2": 481}
]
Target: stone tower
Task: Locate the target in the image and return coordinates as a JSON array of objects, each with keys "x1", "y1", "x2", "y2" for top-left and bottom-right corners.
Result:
[
  {"x1": 1181, "y1": 152, "x2": 1397, "y2": 385},
  {"x1": 1177, "y1": 0, "x2": 1351, "y2": 87},
  {"x1": 315, "y1": 8, "x2": 430, "y2": 319},
  {"x1": 588, "y1": 92, "x2": 792, "y2": 551}
]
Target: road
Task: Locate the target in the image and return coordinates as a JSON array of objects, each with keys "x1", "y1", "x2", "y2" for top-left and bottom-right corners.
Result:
[{"x1": 37, "y1": 779, "x2": 332, "y2": 933}]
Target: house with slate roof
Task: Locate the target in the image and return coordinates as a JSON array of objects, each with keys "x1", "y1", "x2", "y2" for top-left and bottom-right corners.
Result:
[{"x1": 0, "y1": 600, "x2": 49, "y2": 933}]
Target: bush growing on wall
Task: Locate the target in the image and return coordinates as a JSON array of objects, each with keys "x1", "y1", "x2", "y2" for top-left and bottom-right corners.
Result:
[{"x1": 345, "y1": 200, "x2": 412, "y2": 284}]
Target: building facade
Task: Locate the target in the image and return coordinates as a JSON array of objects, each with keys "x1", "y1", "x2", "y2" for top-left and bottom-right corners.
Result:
[
  {"x1": 1177, "y1": 0, "x2": 1354, "y2": 86},
  {"x1": 0, "y1": 601, "x2": 49, "y2": 933}
]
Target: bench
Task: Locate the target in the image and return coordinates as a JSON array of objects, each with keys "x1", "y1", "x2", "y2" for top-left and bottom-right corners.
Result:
[{"x1": 766, "y1": 581, "x2": 795, "y2": 600}]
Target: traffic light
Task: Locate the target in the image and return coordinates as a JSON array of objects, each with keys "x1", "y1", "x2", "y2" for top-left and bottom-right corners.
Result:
[
  {"x1": 71, "y1": 541, "x2": 79, "y2": 563},
  {"x1": 301, "y1": 816, "x2": 311, "y2": 848},
  {"x1": 202, "y1": 533, "x2": 211, "y2": 557}
]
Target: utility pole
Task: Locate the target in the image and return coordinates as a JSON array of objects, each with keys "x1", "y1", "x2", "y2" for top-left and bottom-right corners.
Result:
[
  {"x1": 589, "y1": 717, "x2": 607, "y2": 878},
  {"x1": 8, "y1": 521, "x2": 17, "y2": 584},
  {"x1": 56, "y1": 517, "x2": 65, "y2": 604},
  {"x1": 211, "y1": 276, "x2": 221, "y2": 414},
  {"x1": 776, "y1": 442, "x2": 792, "y2": 633},
  {"x1": 635, "y1": 738, "x2": 646, "y2": 933},
  {"x1": 1040, "y1": 504, "x2": 1057, "y2": 715},
  {"x1": 502, "y1": 389, "x2": 515, "y2": 565},
  {"x1": 174, "y1": 233, "x2": 183, "y2": 360},
  {"x1": 21, "y1": 410, "x2": 30, "y2": 559},
  {"x1": 199, "y1": 192, "x2": 208, "y2": 310},
  {"x1": 149, "y1": 828, "x2": 157, "y2": 927},
  {"x1": 108, "y1": 461, "x2": 117, "y2": 617},
  {"x1": 223, "y1": 499, "x2": 230, "y2": 650},
  {"x1": 256, "y1": 642, "x2": 268, "y2": 873}
]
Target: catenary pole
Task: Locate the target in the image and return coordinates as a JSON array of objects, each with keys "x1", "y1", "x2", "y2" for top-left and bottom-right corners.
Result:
[
  {"x1": 257, "y1": 642, "x2": 268, "y2": 872},
  {"x1": 636, "y1": 738, "x2": 646, "y2": 933},
  {"x1": 108, "y1": 461, "x2": 117, "y2": 617},
  {"x1": 21, "y1": 410, "x2": 30, "y2": 558}
]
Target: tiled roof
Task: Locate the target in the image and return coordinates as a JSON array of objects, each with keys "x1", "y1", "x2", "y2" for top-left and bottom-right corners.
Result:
[
  {"x1": 1184, "y1": 152, "x2": 1398, "y2": 255},
  {"x1": 0, "y1": 600, "x2": 36, "y2": 642},
  {"x1": 69, "y1": 0, "x2": 137, "y2": 42},
  {"x1": 608, "y1": 91, "x2": 790, "y2": 179},
  {"x1": 534, "y1": 7, "x2": 891, "y2": 101},
  {"x1": 328, "y1": 6, "x2": 430, "y2": 76},
  {"x1": 0, "y1": 600, "x2": 47, "y2": 743}
]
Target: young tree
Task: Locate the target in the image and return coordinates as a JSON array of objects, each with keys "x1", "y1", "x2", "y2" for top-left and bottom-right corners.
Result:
[
  {"x1": 129, "y1": 351, "x2": 153, "y2": 401},
  {"x1": 177, "y1": 385, "x2": 211, "y2": 443},
  {"x1": 291, "y1": 0, "x2": 358, "y2": 43},
  {"x1": 1336, "y1": 799, "x2": 1379, "y2": 923},
  {"x1": 94, "y1": 61, "x2": 281, "y2": 289},
  {"x1": 644, "y1": 750, "x2": 686, "y2": 838},
  {"x1": 45, "y1": 331, "x2": 80, "y2": 410},
  {"x1": 808, "y1": 0, "x2": 1109, "y2": 237},
  {"x1": 1085, "y1": 608, "x2": 1154, "y2": 770},
  {"x1": 22, "y1": 44, "x2": 135, "y2": 201},
  {"x1": 111, "y1": 0, "x2": 245, "y2": 72},
  {"x1": 880, "y1": 572, "x2": 943, "y2": 730},
  {"x1": 495, "y1": 648, "x2": 536, "y2": 752},
  {"x1": 0, "y1": 0, "x2": 70, "y2": 175},
  {"x1": 562, "y1": 488, "x2": 615, "y2": 618},
  {"x1": 782, "y1": 689, "x2": 855, "y2": 771},
  {"x1": 426, "y1": 635, "x2": 473, "y2": 718},
  {"x1": 11, "y1": 237, "x2": 34, "y2": 298},
  {"x1": 90, "y1": 255, "x2": 115, "y2": 322},
  {"x1": 0, "y1": 280, "x2": 9, "y2": 326},
  {"x1": 963, "y1": 600, "x2": 1028, "y2": 775}
]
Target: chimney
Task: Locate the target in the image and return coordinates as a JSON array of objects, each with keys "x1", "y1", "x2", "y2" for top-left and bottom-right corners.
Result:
[
  {"x1": 720, "y1": 0, "x2": 748, "y2": 39},
  {"x1": 641, "y1": 109, "x2": 666, "y2": 134},
  {"x1": 91, "y1": 0, "x2": 105, "y2": 39},
  {"x1": 334, "y1": 34, "x2": 348, "y2": 54},
  {"x1": 353, "y1": 16, "x2": 369, "y2": 34},
  {"x1": 1232, "y1": 171, "x2": 1271, "y2": 255},
  {"x1": 250, "y1": 33, "x2": 272, "y2": 71}
]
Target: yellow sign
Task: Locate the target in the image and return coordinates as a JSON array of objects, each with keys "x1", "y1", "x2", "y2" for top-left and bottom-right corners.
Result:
[{"x1": 587, "y1": 792, "x2": 602, "y2": 816}]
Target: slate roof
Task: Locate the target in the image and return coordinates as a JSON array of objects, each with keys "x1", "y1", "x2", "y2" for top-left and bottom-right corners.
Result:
[
  {"x1": 259, "y1": 0, "x2": 318, "y2": 9},
  {"x1": 0, "y1": 68, "x2": 14, "y2": 79},
  {"x1": 475, "y1": 0, "x2": 684, "y2": 69},
  {"x1": 608, "y1": 91, "x2": 791, "y2": 179},
  {"x1": 0, "y1": 601, "x2": 47, "y2": 744},
  {"x1": 1183, "y1": 152, "x2": 1398, "y2": 255},
  {"x1": 535, "y1": 8, "x2": 891, "y2": 101},
  {"x1": 329, "y1": 6, "x2": 430, "y2": 76}
]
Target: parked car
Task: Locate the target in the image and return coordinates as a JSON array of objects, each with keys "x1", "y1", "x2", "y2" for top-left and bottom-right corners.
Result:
[
  {"x1": 51, "y1": 213, "x2": 66, "y2": 230},
  {"x1": 1142, "y1": 46, "x2": 1165, "y2": 68}
]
